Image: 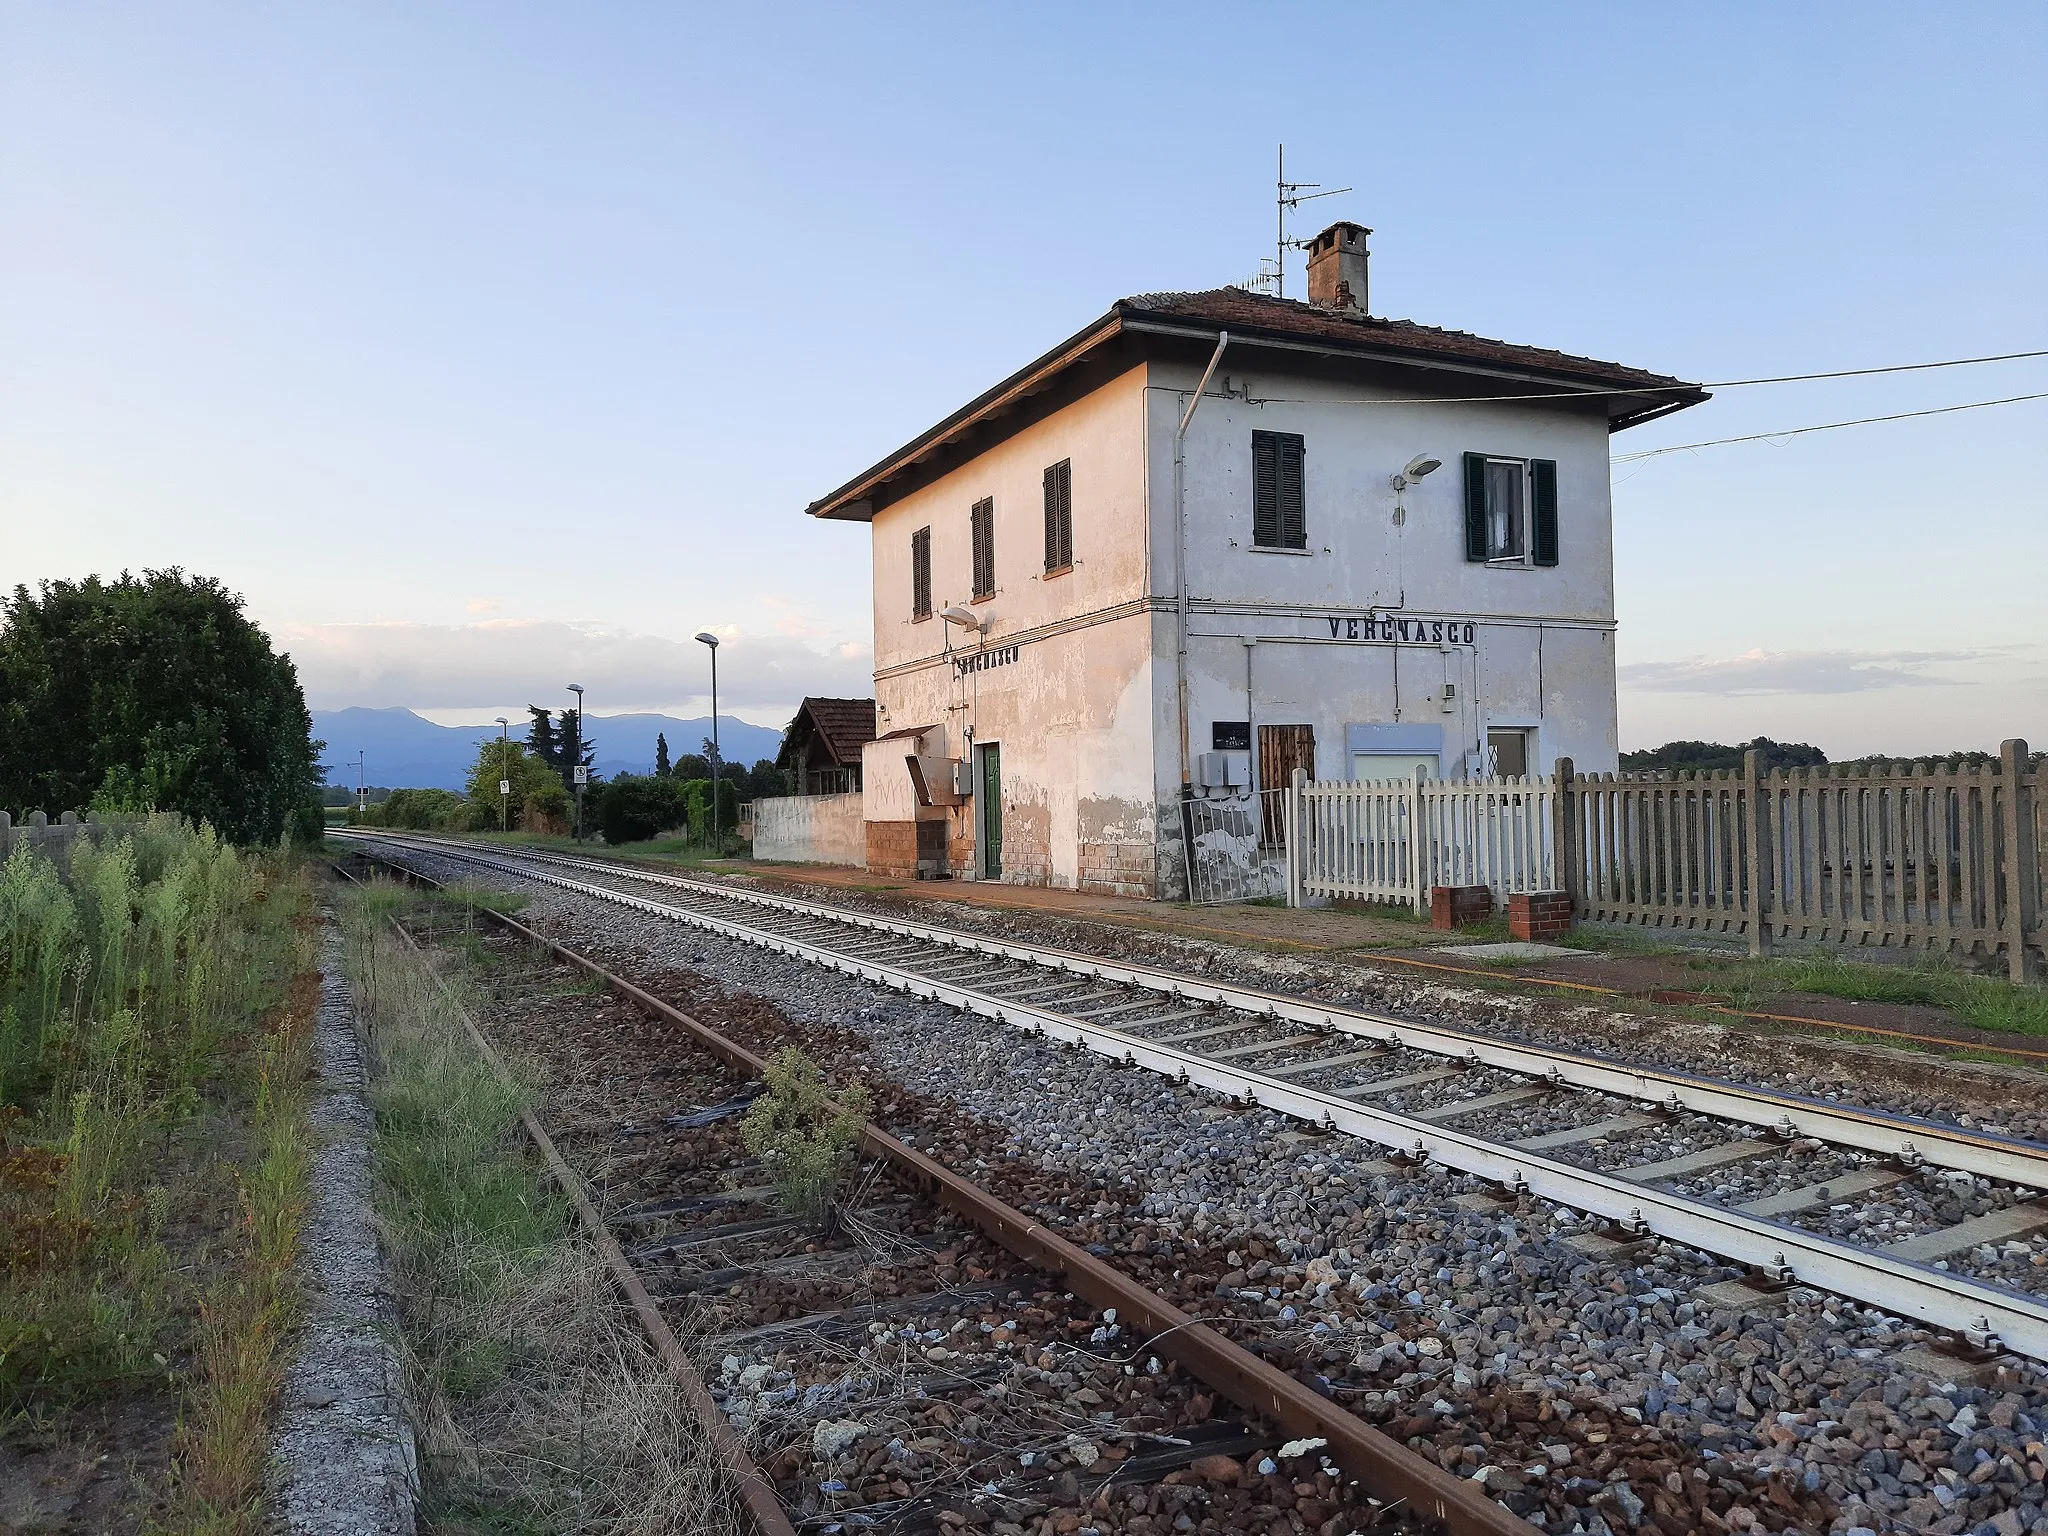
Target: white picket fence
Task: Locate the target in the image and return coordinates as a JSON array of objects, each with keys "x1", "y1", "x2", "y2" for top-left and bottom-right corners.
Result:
[{"x1": 1287, "y1": 770, "x2": 1555, "y2": 912}]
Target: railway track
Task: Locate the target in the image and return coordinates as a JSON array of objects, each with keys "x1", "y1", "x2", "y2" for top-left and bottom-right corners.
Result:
[
  {"x1": 334, "y1": 847, "x2": 1527, "y2": 1536},
  {"x1": 338, "y1": 830, "x2": 2048, "y2": 1367}
]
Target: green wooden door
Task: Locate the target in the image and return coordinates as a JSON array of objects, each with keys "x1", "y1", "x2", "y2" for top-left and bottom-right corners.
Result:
[{"x1": 980, "y1": 744, "x2": 1002, "y2": 879}]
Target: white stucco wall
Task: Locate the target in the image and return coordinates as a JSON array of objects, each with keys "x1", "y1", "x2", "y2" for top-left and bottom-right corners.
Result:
[
  {"x1": 752, "y1": 792, "x2": 865, "y2": 866},
  {"x1": 1145, "y1": 359, "x2": 1623, "y2": 792}
]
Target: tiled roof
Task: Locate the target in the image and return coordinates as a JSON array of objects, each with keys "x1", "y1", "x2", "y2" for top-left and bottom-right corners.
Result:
[
  {"x1": 1117, "y1": 288, "x2": 1700, "y2": 395},
  {"x1": 806, "y1": 290, "x2": 1703, "y2": 520},
  {"x1": 792, "y1": 697, "x2": 876, "y2": 767}
]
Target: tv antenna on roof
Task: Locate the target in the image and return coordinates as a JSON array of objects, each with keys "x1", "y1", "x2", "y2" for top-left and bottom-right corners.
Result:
[{"x1": 1252, "y1": 144, "x2": 1350, "y2": 300}]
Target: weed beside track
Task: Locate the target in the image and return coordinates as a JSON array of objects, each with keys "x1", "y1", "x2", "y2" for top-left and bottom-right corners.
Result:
[
  {"x1": 340, "y1": 877, "x2": 746, "y2": 1535},
  {"x1": 0, "y1": 816, "x2": 315, "y2": 1533}
]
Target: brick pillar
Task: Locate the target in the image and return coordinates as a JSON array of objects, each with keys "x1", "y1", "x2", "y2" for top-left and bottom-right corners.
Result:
[
  {"x1": 1430, "y1": 885, "x2": 1493, "y2": 930},
  {"x1": 1508, "y1": 890, "x2": 1573, "y2": 941}
]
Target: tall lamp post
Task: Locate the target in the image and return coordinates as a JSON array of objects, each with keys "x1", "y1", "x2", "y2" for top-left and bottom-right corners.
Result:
[
  {"x1": 567, "y1": 683, "x2": 586, "y2": 841},
  {"x1": 495, "y1": 717, "x2": 510, "y2": 833},
  {"x1": 352, "y1": 751, "x2": 367, "y2": 815},
  {"x1": 694, "y1": 632, "x2": 721, "y2": 851}
]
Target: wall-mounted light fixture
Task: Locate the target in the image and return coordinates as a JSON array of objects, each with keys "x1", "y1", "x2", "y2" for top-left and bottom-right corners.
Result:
[{"x1": 1391, "y1": 454, "x2": 1442, "y2": 492}]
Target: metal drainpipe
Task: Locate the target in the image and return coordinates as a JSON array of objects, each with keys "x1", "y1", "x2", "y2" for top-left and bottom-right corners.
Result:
[{"x1": 1173, "y1": 331, "x2": 1230, "y2": 790}]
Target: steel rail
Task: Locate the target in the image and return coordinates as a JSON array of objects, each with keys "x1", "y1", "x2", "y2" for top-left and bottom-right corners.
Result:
[
  {"x1": 336, "y1": 844, "x2": 1526, "y2": 1535},
  {"x1": 348, "y1": 832, "x2": 2048, "y2": 1188},
  {"x1": 341, "y1": 833, "x2": 2048, "y2": 1362}
]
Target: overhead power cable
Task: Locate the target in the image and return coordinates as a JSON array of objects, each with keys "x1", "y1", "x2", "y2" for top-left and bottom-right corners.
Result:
[
  {"x1": 1247, "y1": 347, "x2": 2048, "y2": 408},
  {"x1": 1609, "y1": 392, "x2": 2048, "y2": 461}
]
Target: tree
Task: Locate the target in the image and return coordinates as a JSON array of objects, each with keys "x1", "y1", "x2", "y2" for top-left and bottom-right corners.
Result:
[
  {"x1": 1619, "y1": 737, "x2": 1829, "y2": 775},
  {"x1": 676, "y1": 751, "x2": 711, "y2": 781},
  {"x1": 463, "y1": 737, "x2": 566, "y2": 830},
  {"x1": 558, "y1": 708, "x2": 596, "y2": 795},
  {"x1": 655, "y1": 731, "x2": 672, "y2": 778},
  {"x1": 0, "y1": 569, "x2": 322, "y2": 844},
  {"x1": 525, "y1": 706, "x2": 561, "y2": 771}
]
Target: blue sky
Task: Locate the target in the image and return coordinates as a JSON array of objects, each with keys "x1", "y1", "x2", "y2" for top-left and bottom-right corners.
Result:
[{"x1": 2, "y1": 3, "x2": 2042, "y2": 752}]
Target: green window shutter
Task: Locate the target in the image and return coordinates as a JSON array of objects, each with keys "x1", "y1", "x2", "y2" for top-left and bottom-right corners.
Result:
[
  {"x1": 1251, "y1": 431, "x2": 1279, "y2": 546},
  {"x1": 911, "y1": 526, "x2": 932, "y2": 617},
  {"x1": 1043, "y1": 461, "x2": 1072, "y2": 571},
  {"x1": 1462, "y1": 453, "x2": 1488, "y2": 562},
  {"x1": 971, "y1": 497, "x2": 995, "y2": 598},
  {"x1": 1277, "y1": 433, "x2": 1306, "y2": 548},
  {"x1": 1530, "y1": 459, "x2": 1558, "y2": 566}
]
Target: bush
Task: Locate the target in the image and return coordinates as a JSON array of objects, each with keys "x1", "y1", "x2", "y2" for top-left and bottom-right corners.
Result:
[
  {"x1": 594, "y1": 774, "x2": 689, "y2": 845},
  {"x1": 679, "y1": 778, "x2": 741, "y2": 842},
  {"x1": 352, "y1": 787, "x2": 478, "y2": 832}
]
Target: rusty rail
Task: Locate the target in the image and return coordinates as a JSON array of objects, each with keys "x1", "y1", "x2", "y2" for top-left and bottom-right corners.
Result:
[
  {"x1": 337, "y1": 845, "x2": 1528, "y2": 1534},
  {"x1": 330, "y1": 858, "x2": 796, "y2": 1536}
]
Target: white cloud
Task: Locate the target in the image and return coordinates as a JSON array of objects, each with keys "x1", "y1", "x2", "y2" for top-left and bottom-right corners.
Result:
[
  {"x1": 276, "y1": 618, "x2": 873, "y2": 716},
  {"x1": 1617, "y1": 644, "x2": 2047, "y2": 757},
  {"x1": 1617, "y1": 647, "x2": 1994, "y2": 696}
]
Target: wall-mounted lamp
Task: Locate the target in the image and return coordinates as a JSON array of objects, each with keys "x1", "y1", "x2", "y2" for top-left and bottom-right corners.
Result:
[
  {"x1": 1391, "y1": 454, "x2": 1442, "y2": 492},
  {"x1": 940, "y1": 605, "x2": 986, "y2": 634}
]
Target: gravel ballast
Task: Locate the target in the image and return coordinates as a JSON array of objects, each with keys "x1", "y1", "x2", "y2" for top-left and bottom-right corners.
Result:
[{"x1": 374, "y1": 842, "x2": 2048, "y2": 1536}]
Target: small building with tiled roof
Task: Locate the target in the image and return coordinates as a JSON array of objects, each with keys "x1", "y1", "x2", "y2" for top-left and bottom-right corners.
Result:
[
  {"x1": 809, "y1": 223, "x2": 1705, "y2": 898},
  {"x1": 776, "y1": 697, "x2": 877, "y2": 796}
]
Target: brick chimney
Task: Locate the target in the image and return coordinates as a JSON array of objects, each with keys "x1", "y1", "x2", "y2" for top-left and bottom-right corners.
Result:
[{"x1": 1306, "y1": 220, "x2": 1371, "y2": 314}]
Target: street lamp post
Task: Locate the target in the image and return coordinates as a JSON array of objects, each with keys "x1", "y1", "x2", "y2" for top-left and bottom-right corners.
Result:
[
  {"x1": 567, "y1": 683, "x2": 586, "y2": 841},
  {"x1": 694, "y1": 632, "x2": 721, "y2": 852},
  {"x1": 495, "y1": 717, "x2": 510, "y2": 833}
]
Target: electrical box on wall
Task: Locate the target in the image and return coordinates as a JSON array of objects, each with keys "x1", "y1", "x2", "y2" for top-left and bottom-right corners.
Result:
[
  {"x1": 906, "y1": 754, "x2": 971, "y2": 807},
  {"x1": 1195, "y1": 751, "x2": 1251, "y2": 790}
]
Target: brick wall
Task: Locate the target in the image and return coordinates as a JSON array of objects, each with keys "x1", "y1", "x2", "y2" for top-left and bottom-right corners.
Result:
[
  {"x1": 1078, "y1": 841, "x2": 1157, "y2": 899},
  {"x1": 1430, "y1": 885, "x2": 1493, "y2": 930},
  {"x1": 866, "y1": 819, "x2": 950, "y2": 879},
  {"x1": 1508, "y1": 890, "x2": 1573, "y2": 941}
]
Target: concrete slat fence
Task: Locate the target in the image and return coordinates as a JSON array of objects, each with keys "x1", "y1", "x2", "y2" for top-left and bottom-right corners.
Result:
[
  {"x1": 0, "y1": 810, "x2": 147, "y2": 862},
  {"x1": 1286, "y1": 739, "x2": 2043, "y2": 980}
]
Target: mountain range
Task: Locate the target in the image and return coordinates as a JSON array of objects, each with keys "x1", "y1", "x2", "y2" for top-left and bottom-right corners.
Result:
[{"x1": 313, "y1": 707, "x2": 784, "y2": 791}]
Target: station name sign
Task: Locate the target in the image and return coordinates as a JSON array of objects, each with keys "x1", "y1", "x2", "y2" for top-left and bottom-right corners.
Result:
[
  {"x1": 1324, "y1": 613, "x2": 1478, "y2": 645},
  {"x1": 954, "y1": 643, "x2": 1021, "y2": 676}
]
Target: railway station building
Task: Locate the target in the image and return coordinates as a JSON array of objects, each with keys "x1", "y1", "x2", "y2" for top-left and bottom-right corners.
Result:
[{"x1": 805, "y1": 224, "x2": 1706, "y2": 898}]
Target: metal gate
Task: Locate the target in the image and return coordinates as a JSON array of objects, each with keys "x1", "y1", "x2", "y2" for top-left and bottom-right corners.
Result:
[{"x1": 1184, "y1": 788, "x2": 1289, "y2": 904}]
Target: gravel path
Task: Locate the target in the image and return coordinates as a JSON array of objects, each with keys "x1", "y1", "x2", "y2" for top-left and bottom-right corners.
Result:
[
  {"x1": 379, "y1": 843, "x2": 2048, "y2": 1536},
  {"x1": 268, "y1": 922, "x2": 418, "y2": 1535}
]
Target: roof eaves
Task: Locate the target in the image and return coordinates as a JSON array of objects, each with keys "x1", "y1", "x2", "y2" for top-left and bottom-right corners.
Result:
[
  {"x1": 1115, "y1": 309, "x2": 1705, "y2": 413},
  {"x1": 804, "y1": 310, "x2": 1127, "y2": 522}
]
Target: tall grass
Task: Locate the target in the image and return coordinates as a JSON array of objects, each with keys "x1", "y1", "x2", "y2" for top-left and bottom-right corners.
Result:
[
  {"x1": 341, "y1": 882, "x2": 745, "y2": 1534},
  {"x1": 0, "y1": 815, "x2": 314, "y2": 1533}
]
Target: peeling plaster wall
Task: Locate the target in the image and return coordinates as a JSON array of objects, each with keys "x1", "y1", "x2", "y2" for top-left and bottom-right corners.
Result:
[
  {"x1": 848, "y1": 348, "x2": 1630, "y2": 899},
  {"x1": 864, "y1": 369, "x2": 1163, "y2": 893}
]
